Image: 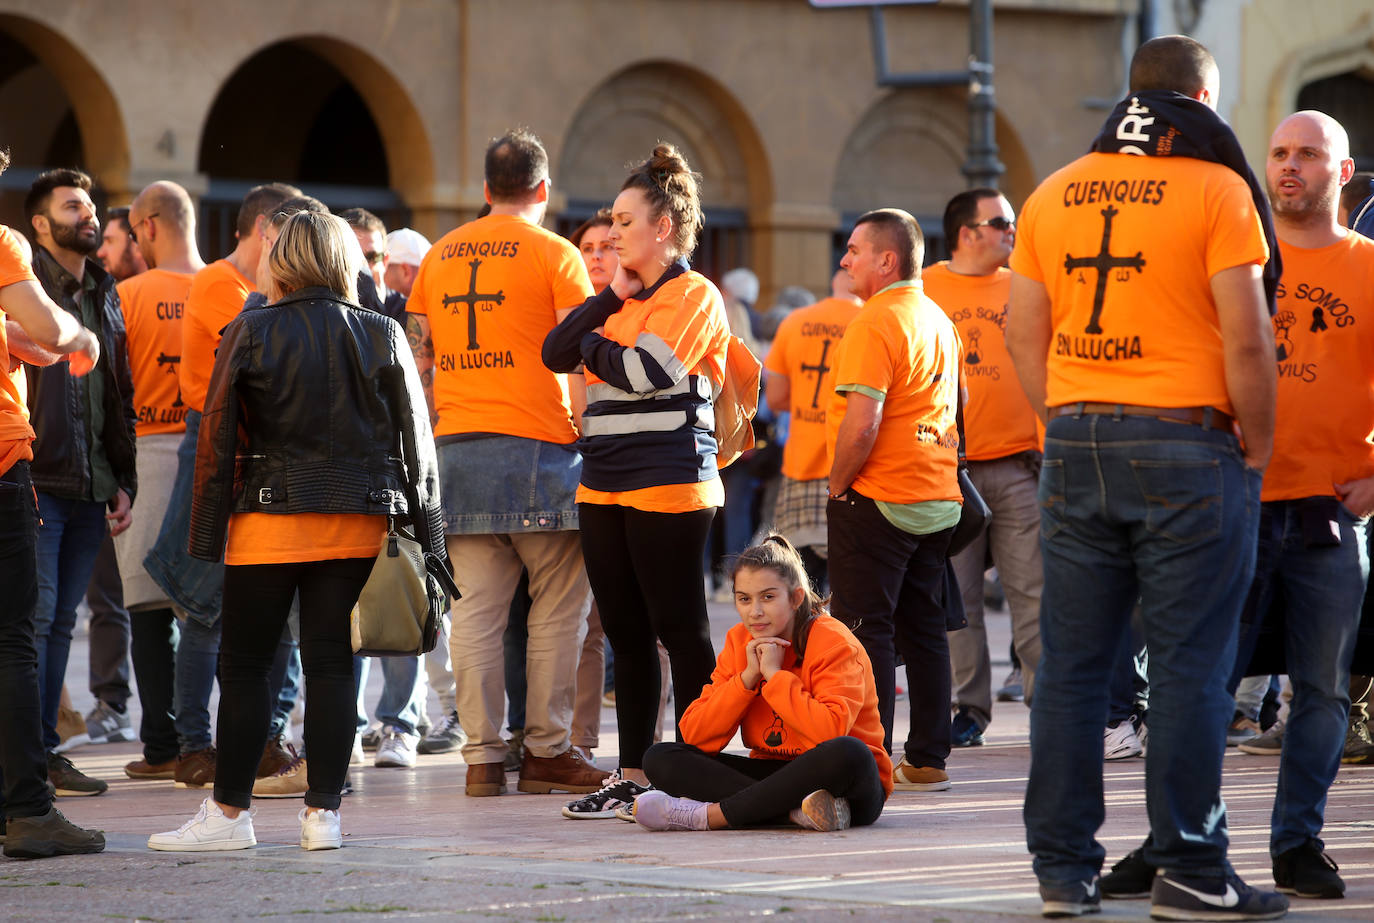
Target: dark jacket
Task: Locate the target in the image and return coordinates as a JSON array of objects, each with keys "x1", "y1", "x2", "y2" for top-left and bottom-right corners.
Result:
[
  {"x1": 188, "y1": 287, "x2": 445, "y2": 567},
  {"x1": 27, "y1": 246, "x2": 138, "y2": 504}
]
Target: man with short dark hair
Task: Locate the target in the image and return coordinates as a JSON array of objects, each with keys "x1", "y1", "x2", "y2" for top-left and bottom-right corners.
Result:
[
  {"x1": 407, "y1": 129, "x2": 600, "y2": 797},
  {"x1": 0, "y1": 149, "x2": 105, "y2": 858},
  {"x1": 23, "y1": 168, "x2": 138, "y2": 799},
  {"x1": 826, "y1": 207, "x2": 963, "y2": 794},
  {"x1": 926, "y1": 188, "x2": 1042, "y2": 746},
  {"x1": 339, "y1": 207, "x2": 405, "y2": 322},
  {"x1": 1007, "y1": 35, "x2": 1285, "y2": 919},
  {"x1": 96, "y1": 207, "x2": 147, "y2": 283}
]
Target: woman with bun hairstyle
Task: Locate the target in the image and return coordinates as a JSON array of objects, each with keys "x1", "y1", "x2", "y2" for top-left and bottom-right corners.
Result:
[
  {"x1": 544, "y1": 143, "x2": 730, "y2": 818},
  {"x1": 632, "y1": 534, "x2": 890, "y2": 832}
]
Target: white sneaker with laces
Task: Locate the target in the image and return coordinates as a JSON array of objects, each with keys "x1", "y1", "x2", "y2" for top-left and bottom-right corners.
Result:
[
  {"x1": 374, "y1": 727, "x2": 418, "y2": 769},
  {"x1": 299, "y1": 807, "x2": 342, "y2": 850},
  {"x1": 1104, "y1": 721, "x2": 1143, "y2": 761},
  {"x1": 147, "y1": 798, "x2": 256, "y2": 851}
]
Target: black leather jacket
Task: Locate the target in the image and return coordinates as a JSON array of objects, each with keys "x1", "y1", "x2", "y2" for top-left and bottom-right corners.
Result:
[
  {"x1": 27, "y1": 247, "x2": 138, "y2": 504},
  {"x1": 188, "y1": 287, "x2": 446, "y2": 567}
]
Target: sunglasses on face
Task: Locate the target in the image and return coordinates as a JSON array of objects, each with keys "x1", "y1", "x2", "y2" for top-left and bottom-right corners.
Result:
[
  {"x1": 968, "y1": 216, "x2": 1015, "y2": 232},
  {"x1": 128, "y1": 212, "x2": 160, "y2": 243}
]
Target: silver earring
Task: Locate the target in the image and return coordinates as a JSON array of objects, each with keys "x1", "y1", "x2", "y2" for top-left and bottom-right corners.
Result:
[{"x1": 655, "y1": 237, "x2": 662, "y2": 242}]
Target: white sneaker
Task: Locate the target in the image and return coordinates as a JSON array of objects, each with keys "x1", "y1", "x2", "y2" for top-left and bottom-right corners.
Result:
[
  {"x1": 374, "y1": 727, "x2": 418, "y2": 769},
  {"x1": 350, "y1": 734, "x2": 365, "y2": 765},
  {"x1": 147, "y1": 798, "x2": 256, "y2": 851},
  {"x1": 299, "y1": 807, "x2": 342, "y2": 850},
  {"x1": 1104, "y1": 721, "x2": 1143, "y2": 761}
]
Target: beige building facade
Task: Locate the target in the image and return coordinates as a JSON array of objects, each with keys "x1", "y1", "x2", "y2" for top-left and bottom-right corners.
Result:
[{"x1": 0, "y1": 0, "x2": 1370, "y2": 303}]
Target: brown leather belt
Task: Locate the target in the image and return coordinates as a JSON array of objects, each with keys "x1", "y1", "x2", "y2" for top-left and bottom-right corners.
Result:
[{"x1": 1052, "y1": 403, "x2": 1235, "y2": 432}]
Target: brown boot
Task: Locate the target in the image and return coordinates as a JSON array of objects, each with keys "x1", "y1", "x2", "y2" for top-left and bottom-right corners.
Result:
[
  {"x1": 465, "y1": 761, "x2": 507, "y2": 797},
  {"x1": 517, "y1": 746, "x2": 605, "y2": 794},
  {"x1": 174, "y1": 747, "x2": 217, "y2": 789},
  {"x1": 257, "y1": 735, "x2": 294, "y2": 778}
]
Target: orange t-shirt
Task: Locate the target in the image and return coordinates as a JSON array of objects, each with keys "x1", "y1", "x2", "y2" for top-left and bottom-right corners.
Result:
[
  {"x1": 117, "y1": 268, "x2": 191, "y2": 437},
  {"x1": 409, "y1": 214, "x2": 592, "y2": 443},
  {"x1": 1009, "y1": 152, "x2": 1269, "y2": 413},
  {"x1": 764, "y1": 296, "x2": 862, "y2": 480},
  {"x1": 0, "y1": 226, "x2": 37, "y2": 473},
  {"x1": 181, "y1": 259, "x2": 253, "y2": 414},
  {"x1": 825, "y1": 281, "x2": 962, "y2": 505},
  {"x1": 224, "y1": 512, "x2": 385, "y2": 566},
  {"x1": 1263, "y1": 233, "x2": 1374, "y2": 502},
  {"x1": 577, "y1": 271, "x2": 730, "y2": 513},
  {"x1": 924, "y1": 262, "x2": 1042, "y2": 461}
]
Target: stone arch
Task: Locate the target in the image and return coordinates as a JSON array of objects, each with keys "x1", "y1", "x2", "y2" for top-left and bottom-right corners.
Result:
[
  {"x1": 556, "y1": 60, "x2": 773, "y2": 280},
  {"x1": 197, "y1": 35, "x2": 434, "y2": 195},
  {"x1": 1267, "y1": 13, "x2": 1374, "y2": 147},
  {"x1": 831, "y1": 88, "x2": 1034, "y2": 259},
  {"x1": 0, "y1": 13, "x2": 130, "y2": 223}
]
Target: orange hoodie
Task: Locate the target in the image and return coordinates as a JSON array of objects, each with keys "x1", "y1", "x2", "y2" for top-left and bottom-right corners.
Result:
[{"x1": 680, "y1": 615, "x2": 893, "y2": 798}]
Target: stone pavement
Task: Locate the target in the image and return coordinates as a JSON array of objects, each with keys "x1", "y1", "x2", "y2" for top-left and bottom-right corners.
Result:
[{"x1": 13, "y1": 603, "x2": 1374, "y2": 921}]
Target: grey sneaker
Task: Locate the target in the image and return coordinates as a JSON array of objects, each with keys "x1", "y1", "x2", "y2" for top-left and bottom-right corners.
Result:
[
  {"x1": 1238, "y1": 720, "x2": 1284, "y2": 756},
  {"x1": 84, "y1": 700, "x2": 135, "y2": 745},
  {"x1": 2, "y1": 807, "x2": 105, "y2": 858},
  {"x1": 416, "y1": 708, "x2": 466, "y2": 755}
]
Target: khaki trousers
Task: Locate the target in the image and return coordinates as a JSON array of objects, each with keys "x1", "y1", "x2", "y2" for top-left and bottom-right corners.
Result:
[
  {"x1": 950, "y1": 455, "x2": 1044, "y2": 728},
  {"x1": 447, "y1": 531, "x2": 591, "y2": 764}
]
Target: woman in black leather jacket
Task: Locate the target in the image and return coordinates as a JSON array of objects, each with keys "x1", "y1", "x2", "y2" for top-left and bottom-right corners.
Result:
[{"x1": 148, "y1": 211, "x2": 445, "y2": 853}]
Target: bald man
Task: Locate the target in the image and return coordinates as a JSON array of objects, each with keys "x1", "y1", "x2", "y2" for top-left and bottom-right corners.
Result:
[
  {"x1": 1236, "y1": 111, "x2": 1371, "y2": 899},
  {"x1": 114, "y1": 182, "x2": 207, "y2": 780}
]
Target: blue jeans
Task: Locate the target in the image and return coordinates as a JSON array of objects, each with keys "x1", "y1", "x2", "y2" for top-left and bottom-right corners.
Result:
[
  {"x1": 0, "y1": 462, "x2": 54, "y2": 818},
  {"x1": 1238, "y1": 501, "x2": 1367, "y2": 856},
  {"x1": 1025, "y1": 413, "x2": 1260, "y2": 885},
  {"x1": 143, "y1": 410, "x2": 224, "y2": 622},
  {"x1": 173, "y1": 614, "x2": 220, "y2": 753},
  {"x1": 354, "y1": 655, "x2": 423, "y2": 737},
  {"x1": 34, "y1": 492, "x2": 108, "y2": 751}
]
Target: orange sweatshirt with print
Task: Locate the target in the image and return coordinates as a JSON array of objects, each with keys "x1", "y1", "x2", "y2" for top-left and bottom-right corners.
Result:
[{"x1": 679, "y1": 615, "x2": 893, "y2": 798}]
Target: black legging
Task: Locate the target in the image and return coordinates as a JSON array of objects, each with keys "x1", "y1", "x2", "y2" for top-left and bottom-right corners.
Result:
[
  {"x1": 215, "y1": 557, "x2": 372, "y2": 811},
  {"x1": 578, "y1": 503, "x2": 716, "y2": 770},
  {"x1": 643, "y1": 736, "x2": 886, "y2": 828}
]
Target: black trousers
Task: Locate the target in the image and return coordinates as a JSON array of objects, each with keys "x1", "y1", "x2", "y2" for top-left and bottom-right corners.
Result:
[
  {"x1": 214, "y1": 558, "x2": 371, "y2": 811},
  {"x1": 827, "y1": 489, "x2": 954, "y2": 768},
  {"x1": 579, "y1": 503, "x2": 716, "y2": 770},
  {"x1": 130, "y1": 607, "x2": 179, "y2": 765},
  {"x1": 644, "y1": 737, "x2": 886, "y2": 828},
  {"x1": 0, "y1": 462, "x2": 52, "y2": 819}
]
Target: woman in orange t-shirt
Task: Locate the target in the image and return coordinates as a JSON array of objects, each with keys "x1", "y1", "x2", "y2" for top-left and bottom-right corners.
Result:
[
  {"x1": 544, "y1": 145, "x2": 730, "y2": 817},
  {"x1": 149, "y1": 213, "x2": 445, "y2": 853},
  {"x1": 632, "y1": 535, "x2": 889, "y2": 832}
]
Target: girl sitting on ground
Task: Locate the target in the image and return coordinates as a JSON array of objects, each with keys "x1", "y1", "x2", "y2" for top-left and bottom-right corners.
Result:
[{"x1": 632, "y1": 535, "x2": 891, "y2": 832}]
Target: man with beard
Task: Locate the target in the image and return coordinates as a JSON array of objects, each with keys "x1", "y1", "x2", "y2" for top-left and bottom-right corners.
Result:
[
  {"x1": 96, "y1": 207, "x2": 148, "y2": 283},
  {"x1": 22, "y1": 169, "x2": 137, "y2": 798}
]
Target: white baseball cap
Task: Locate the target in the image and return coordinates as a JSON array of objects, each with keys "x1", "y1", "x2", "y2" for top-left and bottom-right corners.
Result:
[{"x1": 386, "y1": 228, "x2": 432, "y2": 267}]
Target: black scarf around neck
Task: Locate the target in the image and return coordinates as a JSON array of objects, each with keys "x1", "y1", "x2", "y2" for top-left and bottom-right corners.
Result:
[{"x1": 1090, "y1": 90, "x2": 1280, "y2": 315}]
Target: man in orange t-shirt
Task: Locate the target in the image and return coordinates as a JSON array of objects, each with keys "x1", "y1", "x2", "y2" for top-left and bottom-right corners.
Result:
[
  {"x1": 0, "y1": 155, "x2": 105, "y2": 855},
  {"x1": 825, "y1": 208, "x2": 962, "y2": 794},
  {"x1": 1225, "y1": 111, "x2": 1374, "y2": 898},
  {"x1": 407, "y1": 129, "x2": 599, "y2": 797},
  {"x1": 763, "y1": 267, "x2": 860, "y2": 590},
  {"x1": 1006, "y1": 36, "x2": 1282, "y2": 915},
  {"x1": 926, "y1": 188, "x2": 1042, "y2": 747},
  {"x1": 110, "y1": 181, "x2": 205, "y2": 780},
  {"x1": 141, "y1": 181, "x2": 300, "y2": 788}
]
